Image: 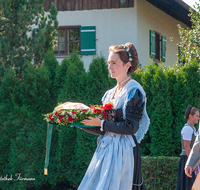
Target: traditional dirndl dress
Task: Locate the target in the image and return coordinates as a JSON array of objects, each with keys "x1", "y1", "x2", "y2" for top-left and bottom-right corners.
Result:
[
  {"x1": 78, "y1": 79, "x2": 150, "y2": 190},
  {"x1": 78, "y1": 133, "x2": 135, "y2": 190}
]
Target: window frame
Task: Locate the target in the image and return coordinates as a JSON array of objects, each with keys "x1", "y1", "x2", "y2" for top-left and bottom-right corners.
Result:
[
  {"x1": 54, "y1": 25, "x2": 81, "y2": 57},
  {"x1": 149, "y1": 30, "x2": 166, "y2": 63},
  {"x1": 155, "y1": 32, "x2": 160, "y2": 61}
]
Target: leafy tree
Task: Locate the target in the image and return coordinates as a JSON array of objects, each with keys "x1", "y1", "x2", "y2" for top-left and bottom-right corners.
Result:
[
  {"x1": 178, "y1": 0, "x2": 200, "y2": 62},
  {"x1": 0, "y1": 0, "x2": 58, "y2": 77}
]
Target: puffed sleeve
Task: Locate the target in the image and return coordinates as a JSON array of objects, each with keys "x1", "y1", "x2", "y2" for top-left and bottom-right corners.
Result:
[{"x1": 102, "y1": 89, "x2": 144, "y2": 135}]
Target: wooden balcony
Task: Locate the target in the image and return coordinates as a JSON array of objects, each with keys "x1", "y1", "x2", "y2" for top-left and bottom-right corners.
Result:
[{"x1": 43, "y1": 0, "x2": 134, "y2": 11}]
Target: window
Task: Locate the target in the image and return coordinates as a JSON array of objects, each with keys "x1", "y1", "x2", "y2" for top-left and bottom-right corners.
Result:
[
  {"x1": 54, "y1": 26, "x2": 80, "y2": 55},
  {"x1": 149, "y1": 30, "x2": 166, "y2": 62},
  {"x1": 54, "y1": 26, "x2": 96, "y2": 56}
]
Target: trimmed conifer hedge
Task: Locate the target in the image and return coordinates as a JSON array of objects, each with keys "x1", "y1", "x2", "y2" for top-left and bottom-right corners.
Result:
[{"x1": 142, "y1": 156, "x2": 179, "y2": 190}]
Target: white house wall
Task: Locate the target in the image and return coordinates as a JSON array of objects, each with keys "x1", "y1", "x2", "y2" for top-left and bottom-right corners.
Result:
[
  {"x1": 56, "y1": 6, "x2": 138, "y2": 71},
  {"x1": 137, "y1": 0, "x2": 189, "y2": 67}
]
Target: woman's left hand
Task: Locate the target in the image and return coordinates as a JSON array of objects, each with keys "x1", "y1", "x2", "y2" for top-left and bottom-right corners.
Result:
[{"x1": 80, "y1": 117, "x2": 101, "y2": 127}]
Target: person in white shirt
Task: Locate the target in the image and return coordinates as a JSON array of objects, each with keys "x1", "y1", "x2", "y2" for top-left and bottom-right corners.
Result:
[
  {"x1": 176, "y1": 105, "x2": 199, "y2": 190},
  {"x1": 185, "y1": 120, "x2": 200, "y2": 179}
]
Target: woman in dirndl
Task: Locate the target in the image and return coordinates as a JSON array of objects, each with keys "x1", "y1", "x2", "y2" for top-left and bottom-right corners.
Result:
[
  {"x1": 176, "y1": 105, "x2": 199, "y2": 190},
  {"x1": 78, "y1": 42, "x2": 150, "y2": 190}
]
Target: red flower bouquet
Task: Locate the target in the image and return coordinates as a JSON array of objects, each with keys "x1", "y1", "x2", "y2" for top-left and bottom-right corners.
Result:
[
  {"x1": 43, "y1": 102, "x2": 113, "y2": 176},
  {"x1": 43, "y1": 102, "x2": 113, "y2": 126}
]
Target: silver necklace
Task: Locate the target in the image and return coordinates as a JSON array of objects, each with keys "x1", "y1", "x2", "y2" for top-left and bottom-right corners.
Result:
[
  {"x1": 113, "y1": 77, "x2": 130, "y2": 99},
  {"x1": 117, "y1": 76, "x2": 130, "y2": 85}
]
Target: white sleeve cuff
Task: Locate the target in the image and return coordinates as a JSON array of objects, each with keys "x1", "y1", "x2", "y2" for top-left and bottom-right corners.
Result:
[{"x1": 100, "y1": 120, "x2": 105, "y2": 131}]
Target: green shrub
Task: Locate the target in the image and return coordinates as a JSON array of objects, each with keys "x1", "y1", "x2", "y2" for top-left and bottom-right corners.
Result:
[
  {"x1": 54, "y1": 58, "x2": 71, "y2": 99},
  {"x1": 0, "y1": 68, "x2": 22, "y2": 180},
  {"x1": 68, "y1": 129, "x2": 97, "y2": 188},
  {"x1": 142, "y1": 156, "x2": 179, "y2": 190},
  {"x1": 85, "y1": 54, "x2": 109, "y2": 105},
  {"x1": 148, "y1": 65, "x2": 174, "y2": 156},
  {"x1": 43, "y1": 50, "x2": 59, "y2": 105},
  {"x1": 58, "y1": 53, "x2": 87, "y2": 104},
  {"x1": 172, "y1": 60, "x2": 200, "y2": 155}
]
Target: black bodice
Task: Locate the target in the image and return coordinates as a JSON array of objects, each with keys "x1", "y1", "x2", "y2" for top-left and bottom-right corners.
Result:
[{"x1": 81, "y1": 89, "x2": 144, "y2": 136}]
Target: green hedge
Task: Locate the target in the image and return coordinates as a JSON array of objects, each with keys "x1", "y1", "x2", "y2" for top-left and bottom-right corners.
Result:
[{"x1": 142, "y1": 156, "x2": 179, "y2": 190}]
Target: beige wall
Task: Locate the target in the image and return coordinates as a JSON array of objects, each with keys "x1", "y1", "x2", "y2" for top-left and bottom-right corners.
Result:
[
  {"x1": 54, "y1": 0, "x2": 189, "y2": 69},
  {"x1": 137, "y1": 0, "x2": 189, "y2": 67},
  {"x1": 55, "y1": 7, "x2": 138, "y2": 71}
]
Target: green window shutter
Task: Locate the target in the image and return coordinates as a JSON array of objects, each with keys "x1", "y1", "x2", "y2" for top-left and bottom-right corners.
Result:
[
  {"x1": 161, "y1": 36, "x2": 166, "y2": 62},
  {"x1": 149, "y1": 30, "x2": 155, "y2": 59},
  {"x1": 80, "y1": 26, "x2": 96, "y2": 55}
]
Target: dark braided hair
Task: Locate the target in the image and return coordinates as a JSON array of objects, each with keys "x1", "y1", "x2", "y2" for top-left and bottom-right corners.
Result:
[
  {"x1": 109, "y1": 42, "x2": 138, "y2": 74},
  {"x1": 184, "y1": 105, "x2": 199, "y2": 120}
]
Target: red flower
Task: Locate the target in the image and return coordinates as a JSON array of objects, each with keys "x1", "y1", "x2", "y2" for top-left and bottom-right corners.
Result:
[
  {"x1": 72, "y1": 111, "x2": 76, "y2": 114},
  {"x1": 74, "y1": 118, "x2": 77, "y2": 121},
  {"x1": 55, "y1": 112, "x2": 59, "y2": 116},
  {"x1": 94, "y1": 109, "x2": 102, "y2": 115},
  {"x1": 59, "y1": 115, "x2": 63, "y2": 121},
  {"x1": 82, "y1": 109, "x2": 88, "y2": 112},
  {"x1": 63, "y1": 120, "x2": 66, "y2": 123},
  {"x1": 103, "y1": 111, "x2": 107, "y2": 119},
  {"x1": 51, "y1": 118, "x2": 55, "y2": 122},
  {"x1": 49, "y1": 114, "x2": 52, "y2": 119},
  {"x1": 103, "y1": 103, "x2": 113, "y2": 111},
  {"x1": 90, "y1": 105, "x2": 94, "y2": 109},
  {"x1": 68, "y1": 117, "x2": 73, "y2": 122}
]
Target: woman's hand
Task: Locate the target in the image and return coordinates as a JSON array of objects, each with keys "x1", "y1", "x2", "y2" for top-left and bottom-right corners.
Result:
[{"x1": 80, "y1": 117, "x2": 101, "y2": 127}]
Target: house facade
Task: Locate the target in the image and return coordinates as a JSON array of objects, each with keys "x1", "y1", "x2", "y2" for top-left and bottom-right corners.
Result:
[{"x1": 43, "y1": 0, "x2": 191, "y2": 70}]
